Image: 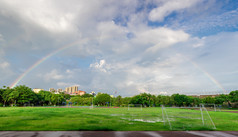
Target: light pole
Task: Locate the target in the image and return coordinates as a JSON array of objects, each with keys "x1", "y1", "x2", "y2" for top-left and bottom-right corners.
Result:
[
  {"x1": 91, "y1": 91, "x2": 95, "y2": 109},
  {"x1": 91, "y1": 97, "x2": 94, "y2": 109}
]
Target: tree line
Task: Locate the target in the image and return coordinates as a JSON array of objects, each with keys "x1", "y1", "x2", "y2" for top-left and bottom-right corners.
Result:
[
  {"x1": 0, "y1": 85, "x2": 70, "y2": 106},
  {"x1": 0, "y1": 85, "x2": 237, "y2": 108}
]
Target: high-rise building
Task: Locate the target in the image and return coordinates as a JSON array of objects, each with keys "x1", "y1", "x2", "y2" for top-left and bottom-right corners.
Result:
[{"x1": 65, "y1": 86, "x2": 78, "y2": 94}]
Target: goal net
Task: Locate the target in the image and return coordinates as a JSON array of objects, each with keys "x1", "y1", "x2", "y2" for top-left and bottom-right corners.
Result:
[
  {"x1": 161, "y1": 105, "x2": 216, "y2": 130},
  {"x1": 203, "y1": 103, "x2": 221, "y2": 112}
]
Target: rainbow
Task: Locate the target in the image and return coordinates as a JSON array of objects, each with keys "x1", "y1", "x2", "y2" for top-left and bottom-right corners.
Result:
[
  {"x1": 182, "y1": 55, "x2": 226, "y2": 92},
  {"x1": 190, "y1": 61, "x2": 226, "y2": 92},
  {"x1": 10, "y1": 39, "x2": 88, "y2": 88},
  {"x1": 10, "y1": 40, "x2": 226, "y2": 93}
]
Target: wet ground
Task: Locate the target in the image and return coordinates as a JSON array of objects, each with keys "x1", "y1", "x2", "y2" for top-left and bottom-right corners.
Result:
[{"x1": 0, "y1": 131, "x2": 237, "y2": 137}]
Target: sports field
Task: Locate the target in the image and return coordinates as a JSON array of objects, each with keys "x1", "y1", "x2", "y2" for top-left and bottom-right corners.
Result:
[{"x1": 0, "y1": 107, "x2": 237, "y2": 131}]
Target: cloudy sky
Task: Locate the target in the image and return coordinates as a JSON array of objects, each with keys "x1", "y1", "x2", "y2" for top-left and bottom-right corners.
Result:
[{"x1": 0, "y1": 0, "x2": 238, "y2": 96}]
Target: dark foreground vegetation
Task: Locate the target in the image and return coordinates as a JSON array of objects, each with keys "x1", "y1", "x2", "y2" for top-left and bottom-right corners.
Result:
[{"x1": 0, "y1": 85, "x2": 237, "y2": 108}]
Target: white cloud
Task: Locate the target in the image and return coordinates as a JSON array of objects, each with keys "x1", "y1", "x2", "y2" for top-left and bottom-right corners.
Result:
[
  {"x1": 90, "y1": 59, "x2": 109, "y2": 73},
  {"x1": 175, "y1": 8, "x2": 238, "y2": 35},
  {"x1": 97, "y1": 21, "x2": 128, "y2": 42},
  {"x1": 149, "y1": 0, "x2": 199, "y2": 22},
  {"x1": 0, "y1": 34, "x2": 4, "y2": 41},
  {"x1": 0, "y1": 0, "x2": 76, "y2": 33},
  {"x1": 0, "y1": 61, "x2": 10, "y2": 69},
  {"x1": 41, "y1": 69, "x2": 64, "y2": 81},
  {"x1": 0, "y1": 0, "x2": 237, "y2": 96},
  {"x1": 57, "y1": 82, "x2": 80, "y2": 88},
  {"x1": 133, "y1": 27, "x2": 189, "y2": 52}
]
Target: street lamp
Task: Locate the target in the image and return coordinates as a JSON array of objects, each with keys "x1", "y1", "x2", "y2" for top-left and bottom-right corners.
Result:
[{"x1": 91, "y1": 91, "x2": 96, "y2": 109}]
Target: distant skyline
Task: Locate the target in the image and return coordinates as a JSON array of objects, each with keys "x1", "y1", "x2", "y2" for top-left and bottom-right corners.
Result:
[{"x1": 0, "y1": 0, "x2": 238, "y2": 96}]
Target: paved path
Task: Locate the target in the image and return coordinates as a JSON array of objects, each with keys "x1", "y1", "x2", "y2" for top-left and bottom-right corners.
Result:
[{"x1": 0, "y1": 131, "x2": 237, "y2": 137}]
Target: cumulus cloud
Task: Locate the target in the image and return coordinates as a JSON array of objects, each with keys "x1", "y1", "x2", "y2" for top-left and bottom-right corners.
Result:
[
  {"x1": 0, "y1": 0, "x2": 75, "y2": 33},
  {"x1": 149, "y1": 0, "x2": 200, "y2": 22},
  {"x1": 0, "y1": 61, "x2": 10, "y2": 69},
  {"x1": 57, "y1": 82, "x2": 80, "y2": 88},
  {"x1": 40, "y1": 69, "x2": 64, "y2": 81},
  {"x1": 0, "y1": 0, "x2": 237, "y2": 96},
  {"x1": 90, "y1": 59, "x2": 110, "y2": 73},
  {"x1": 0, "y1": 34, "x2": 4, "y2": 41},
  {"x1": 133, "y1": 27, "x2": 189, "y2": 52}
]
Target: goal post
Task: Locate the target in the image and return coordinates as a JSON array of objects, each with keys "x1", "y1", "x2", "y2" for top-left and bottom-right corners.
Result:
[
  {"x1": 202, "y1": 103, "x2": 221, "y2": 112},
  {"x1": 161, "y1": 105, "x2": 216, "y2": 130}
]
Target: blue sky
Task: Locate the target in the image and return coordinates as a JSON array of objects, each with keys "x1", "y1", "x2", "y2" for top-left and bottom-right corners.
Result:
[{"x1": 0, "y1": 0, "x2": 238, "y2": 96}]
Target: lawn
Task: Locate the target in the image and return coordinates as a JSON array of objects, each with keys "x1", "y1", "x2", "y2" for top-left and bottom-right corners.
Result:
[{"x1": 0, "y1": 107, "x2": 237, "y2": 131}]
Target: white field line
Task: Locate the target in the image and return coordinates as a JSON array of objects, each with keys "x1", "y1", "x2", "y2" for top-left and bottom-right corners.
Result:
[
  {"x1": 186, "y1": 131, "x2": 216, "y2": 137},
  {"x1": 144, "y1": 131, "x2": 163, "y2": 137},
  {"x1": 203, "y1": 131, "x2": 238, "y2": 137},
  {"x1": 0, "y1": 131, "x2": 36, "y2": 137},
  {"x1": 115, "y1": 131, "x2": 126, "y2": 137},
  {"x1": 40, "y1": 131, "x2": 82, "y2": 137},
  {"x1": 0, "y1": 132, "x2": 12, "y2": 137},
  {"x1": 203, "y1": 107, "x2": 216, "y2": 129},
  {"x1": 42, "y1": 131, "x2": 65, "y2": 137}
]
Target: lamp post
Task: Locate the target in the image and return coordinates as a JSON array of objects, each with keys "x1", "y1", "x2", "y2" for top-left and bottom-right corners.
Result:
[{"x1": 91, "y1": 91, "x2": 95, "y2": 109}]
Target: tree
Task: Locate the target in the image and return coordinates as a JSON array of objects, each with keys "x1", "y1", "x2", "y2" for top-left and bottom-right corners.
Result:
[
  {"x1": 191, "y1": 97, "x2": 201, "y2": 106},
  {"x1": 122, "y1": 97, "x2": 131, "y2": 106},
  {"x1": 130, "y1": 93, "x2": 154, "y2": 107},
  {"x1": 157, "y1": 95, "x2": 173, "y2": 106},
  {"x1": 94, "y1": 93, "x2": 110, "y2": 106},
  {"x1": 8, "y1": 90, "x2": 19, "y2": 106},
  {"x1": 215, "y1": 96, "x2": 225, "y2": 104},
  {"x1": 0, "y1": 88, "x2": 3, "y2": 104},
  {"x1": 171, "y1": 94, "x2": 189, "y2": 107},
  {"x1": 51, "y1": 94, "x2": 65, "y2": 105},
  {"x1": 229, "y1": 90, "x2": 238, "y2": 103},
  {"x1": 130, "y1": 95, "x2": 143, "y2": 105},
  {"x1": 114, "y1": 95, "x2": 123, "y2": 106},
  {"x1": 219, "y1": 94, "x2": 231, "y2": 107},
  {"x1": 13, "y1": 85, "x2": 37, "y2": 106},
  {"x1": 2, "y1": 87, "x2": 13, "y2": 106},
  {"x1": 38, "y1": 90, "x2": 52, "y2": 105},
  {"x1": 203, "y1": 96, "x2": 215, "y2": 104},
  {"x1": 63, "y1": 93, "x2": 71, "y2": 100},
  {"x1": 81, "y1": 93, "x2": 93, "y2": 98}
]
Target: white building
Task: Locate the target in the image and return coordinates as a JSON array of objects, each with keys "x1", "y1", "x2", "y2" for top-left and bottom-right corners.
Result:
[
  {"x1": 90, "y1": 91, "x2": 96, "y2": 96},
  {"x1": 33, "y1": 88, "x2": 44, "y2": 93}
]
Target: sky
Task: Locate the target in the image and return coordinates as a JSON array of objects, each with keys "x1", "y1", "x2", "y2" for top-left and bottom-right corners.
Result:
[{"x1": 0, "y1": 0, "x2": 238, "y2": 96}]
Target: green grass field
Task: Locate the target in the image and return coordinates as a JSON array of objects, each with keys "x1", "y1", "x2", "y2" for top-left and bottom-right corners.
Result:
[{"x1": 0, "y1": 107, "x2": 237, "y2": 131}]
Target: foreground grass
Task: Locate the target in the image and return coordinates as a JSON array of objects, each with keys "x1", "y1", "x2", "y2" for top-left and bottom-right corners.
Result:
[{"x1": 0, "y1": 107, "x2": 237, "y2": 131}]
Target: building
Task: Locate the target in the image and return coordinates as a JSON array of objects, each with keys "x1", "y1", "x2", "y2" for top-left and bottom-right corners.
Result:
[
  {"x1": 73, "y1": 90, "x2": 86, "y2": 96},
  {"x1": 189, "y1": 94, "x2": 220, "y2": 99},
  {"x1": 33, "y1": 88, "x2": 44, "y2": 93},
  {"x1": 90, "y1": 91, "x2": 96, "y2": 96},
  {"x1": 199, "y1": 94, "x2": 220, "y2": 99},
  {"x1": 65, "y1": 86, "x2": 78, "y2": 94},
  {"x1": 57, "y1": 88, "x2": 63, "y2": 92},
  {"x1": 49, "y1": 88, "x2": 56, "y2": 93}
]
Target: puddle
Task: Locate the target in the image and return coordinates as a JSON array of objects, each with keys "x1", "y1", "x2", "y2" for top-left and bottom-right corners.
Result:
[
  {"x1": 121, "y1": 117, "x2": 163, "y2": 123},
  {"x1": 110, "y1": 114, "x2": 125, "y2": 116}
]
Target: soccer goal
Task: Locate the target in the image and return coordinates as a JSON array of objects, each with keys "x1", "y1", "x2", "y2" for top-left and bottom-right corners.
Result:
[
  {"x1": 203, "y1": 103, "x2": 221, "y2": 112},
  {"x1": 161, "y1": 105, "x2": 216, "y2": 130},
  {"x1": 128, "y1": 104, "x2": 143, "y2": 111}
]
